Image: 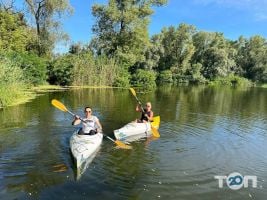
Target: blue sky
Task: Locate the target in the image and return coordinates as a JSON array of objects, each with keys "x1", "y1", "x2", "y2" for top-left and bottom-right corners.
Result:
[{"x1": 55, "y1": 0, "x2": 267, "y2": 53}]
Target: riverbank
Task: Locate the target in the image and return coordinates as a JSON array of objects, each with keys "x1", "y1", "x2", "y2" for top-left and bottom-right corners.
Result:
[
  {"x1": 0, "y1": 85, "x2": 64, "y2": 109},
  {"x1": 1, "y1": 83, "x2": 266, "y2": 109},
  {"x1": 0, "y1": 85, "x2": 119, "y2": 109}
]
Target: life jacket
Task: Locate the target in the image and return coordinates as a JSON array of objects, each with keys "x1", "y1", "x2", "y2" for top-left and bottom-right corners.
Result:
[{"x1": 140, "y1": 109, "x2": 152, "y2": 122}]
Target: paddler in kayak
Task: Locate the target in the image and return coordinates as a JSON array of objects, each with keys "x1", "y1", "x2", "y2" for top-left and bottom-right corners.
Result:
[
  {"x1": 72, "y1": 106, "x2": 103, "y2": 135},
  {"x1": 136, "y1": 102, "x2": 154, "y2": 123}
]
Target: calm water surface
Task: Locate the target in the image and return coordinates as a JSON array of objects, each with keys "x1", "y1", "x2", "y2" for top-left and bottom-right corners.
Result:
[{"x1": 0, "y1": 86, "x2": 266, "y2": 199}]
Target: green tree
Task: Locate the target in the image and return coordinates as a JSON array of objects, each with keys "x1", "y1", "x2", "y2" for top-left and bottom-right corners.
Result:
[
  {"x1": 69, "y1": 42, "x2": 83, "y2": 54},
  {"x1": 25, "y1": 0, "x2": 73, "y2": 56},
  {"x1": 131, "y1": 69, "x2": 156, "y2": 90},
  {"x1": 157, "y1": 70, "x2": 173, "y2": 83},
  {"x1": 0, "y1": 9, "x2": 33, "y2": 52},
  {"x1": 7, "y1": 52, "x2": 47, "y2": 85},
  {"x1": 48, "y1": 55, "x2": 74, "y2": 85},
  {"x1": 91, "y1": 0, "x2": 167, "y2": 68},
  {"x1": 235, "y1": 35, "x2": 267, "y2": 82},
  {"x1": 158, "y1": 24, "x2": 196, "y2": 73},
  {"x1": 136, "y1": 34, "x2": 164, "y2": 71},
  {"x1": 192, "y1": 32, "x2": 237, "y2": 80}
]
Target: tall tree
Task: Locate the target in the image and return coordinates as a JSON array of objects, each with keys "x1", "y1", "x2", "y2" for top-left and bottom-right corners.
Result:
[
  {"x1": 0, "y1": 9, "x2": 33, "y2": 52},
  {"x1": 138, "y1": 33, "x2": 164, "y2": 71},
  {"x1": 235, "y1": 35, "x2": 267, "y2": 82},
  {"x1": 157, "y1": 24, "x2": 196, "y2": 75},
  {"x1": 91, "y1": 0, "x2": 167, "y2": 68},
  {"x1": 192, "y1": 32, "x2": 237, "y2": 79},
  {"x1": 24, "y1": 0, "x2": 73, "y2": 56},
  {"x1": 0, "y1": 0, "x2": 16, "y2": 11}
]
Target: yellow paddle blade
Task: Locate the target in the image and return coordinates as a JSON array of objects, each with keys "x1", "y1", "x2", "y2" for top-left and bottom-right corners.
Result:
[
  {"x1": 151, "y1": 116, "x2": 160, "y2": 129},
  {"x1": 115, "y1": 140, "x2": 132, "y2": 149},
  {"x1": 129, "y1": 88, "x2": 136, "y2": 97},
  {"x1": 151, "y1": 126, "x2": 160, "y2": 138},
  {"x1": 51, "y1": 99, "x2": 68, "y2": 112}
]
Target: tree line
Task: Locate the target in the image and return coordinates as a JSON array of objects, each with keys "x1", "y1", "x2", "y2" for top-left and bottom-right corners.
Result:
[{"x1": 0, "y1": 0, "x2": 266, "y2": 105}]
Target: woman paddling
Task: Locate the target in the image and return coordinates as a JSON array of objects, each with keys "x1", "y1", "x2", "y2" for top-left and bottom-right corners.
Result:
[
  {"x1": 136, "y1": 102, "x2": 154, "y2": 123},
  {"x1": 72, "y1": 106, "x2": 102, "y2": 135}
]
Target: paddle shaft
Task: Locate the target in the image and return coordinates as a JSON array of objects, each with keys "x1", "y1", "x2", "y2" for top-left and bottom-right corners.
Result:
[{"x1": 132, "y1": 94, "x2": 146, "y2": 114}]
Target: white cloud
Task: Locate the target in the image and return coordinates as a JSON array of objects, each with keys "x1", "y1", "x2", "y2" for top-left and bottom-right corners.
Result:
[{"x1": 193, "y1": 0, "x2": 267, "y2": 21}]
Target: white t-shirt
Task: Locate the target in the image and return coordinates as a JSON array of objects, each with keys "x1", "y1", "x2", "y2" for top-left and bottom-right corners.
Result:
[{"x1": 82, "y1": 116, "x2": 99, "y2": 133}]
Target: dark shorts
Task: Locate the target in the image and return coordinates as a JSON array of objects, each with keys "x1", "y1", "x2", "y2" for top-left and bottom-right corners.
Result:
[{"x1": 78, "y1": 128, "x2": 97, "y2": 135}]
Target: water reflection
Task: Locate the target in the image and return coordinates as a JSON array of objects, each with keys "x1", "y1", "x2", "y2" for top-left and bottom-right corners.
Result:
[{"x1": 0, "y1": 86, "x2": 266, "y2": 199}]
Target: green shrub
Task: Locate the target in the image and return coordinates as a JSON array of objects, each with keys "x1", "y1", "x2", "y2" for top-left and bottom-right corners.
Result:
[
  {"x1": 131, "y1": 69, "x2": 156, "y2": 90},
  {"x1": 172, "y1": 74, "x2": 190, "y2": 84},
  {"x1": 209, "y1": 74, "x2": 252, "y2": 87},
  {"x1": 187, "y1": 63, "x2": 207, "y2": 84},
  {"x1": 5, "y1": 52, "x2": 47, "y2": 85},
  {"x1": 48, "y1": 55, "x2": 74, "y2": 86},
  {"x1": 113, "y1": 76, "x2": 130, "y2": 87},
  {"x1": 0, "y1": 56, "x2": 28, "y2": 106},
  {"x1": 113, "y1": 68, "x2": 130, "y2": 87},
  {"x1": 72, "y1": 54, "x2": 119, "y2": 86},
  {"x1": 157, "y1": 70, "x2": 173, "y2": 83}
]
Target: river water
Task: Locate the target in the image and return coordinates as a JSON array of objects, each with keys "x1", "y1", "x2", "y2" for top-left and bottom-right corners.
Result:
[{"x1": 0, "y1": 86, "x2": 266, "y2": 199}]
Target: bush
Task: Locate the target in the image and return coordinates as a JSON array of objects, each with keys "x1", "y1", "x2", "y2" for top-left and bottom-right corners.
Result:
[
  {"x1": 6, "y1": 52, "x2": 47, "y2": 85},
  {"x1": 49, "y1": 53, "x2": 121, "y2": 87},
  {"x1": 187, "y1": 63, "x2": 207, "y2": 84},
  {"x1": 209, "y1": 74, "x2": 252, "y2": 87},
  {"x1": 113, "y1": 69, "x2": 130, "y2": 87},
  {"x1": 48, "y1": 55, "x2": 74, "y2": 86},
  {"x1": 0, "y1": 56, "x2": 28, "y2": 106},
  {"x1": 131, "y1": 69, "x2": 156, "y2": 90},
  {"x1": 72, "y1": 53, "x2": 119, "y2": 86},
  {"x1": 172, "y1": 74, "x2": 190, "y2": 84},
  {"x1": 157, "y1": 70, "x2": 173, "y2": 83},
  {"x1": 113, "y1": 76, "x2": 130, "y2": 88}
]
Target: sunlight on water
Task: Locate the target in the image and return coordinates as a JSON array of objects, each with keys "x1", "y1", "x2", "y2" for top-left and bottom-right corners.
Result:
[{"x1": 0, "y1": 86, "x2": 266, "y2": 199}]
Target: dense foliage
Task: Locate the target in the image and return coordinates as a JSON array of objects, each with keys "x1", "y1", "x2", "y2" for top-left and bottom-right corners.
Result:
[
  {"x1": 0, "y1": 56, "x2": 28, "y2": 106},
  {"x1": 0, "y1": 0, "x2": 266, "y2": 106}
]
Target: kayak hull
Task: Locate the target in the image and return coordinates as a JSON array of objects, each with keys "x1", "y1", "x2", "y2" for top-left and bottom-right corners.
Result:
[
  {"x1": 114, "y1": 122, "x2": 152, "y2": 141},
  {"x1": 70, "y1": 129, "x2": 103, "y2": 171}
]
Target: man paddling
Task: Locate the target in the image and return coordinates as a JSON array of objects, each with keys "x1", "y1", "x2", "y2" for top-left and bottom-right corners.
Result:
[
  {"x1": 72, "y1": 107, "x2": 103, "y2": 135},
  {"x1": 136, "y1": 102, "x2": 154, "y2": 123}
]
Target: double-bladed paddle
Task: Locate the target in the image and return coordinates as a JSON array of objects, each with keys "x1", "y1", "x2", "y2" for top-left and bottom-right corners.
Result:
[
  {"x1": 129, "y1": 88, "x2": 160, "y2": 138},
  {"x1": 51, "y1": 99, "x2": 132, "y2": 149}
]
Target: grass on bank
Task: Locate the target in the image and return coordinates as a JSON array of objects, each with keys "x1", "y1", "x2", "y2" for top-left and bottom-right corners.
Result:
[
  {"x1": 208, "y1": 75, "x2": 253, "y2": 87},
  {"x1": 0, "y1": 84, "x2": 69, "y2": 108},
  {"x1": 0, "y1": 85, "x2": 123, "y2": 108},
  {"x1": 31, "y1": 85, "x2": 68, "y2": 92},
  {"x1": 0, "y1": 85, "x2": 35, "y2": 108}
]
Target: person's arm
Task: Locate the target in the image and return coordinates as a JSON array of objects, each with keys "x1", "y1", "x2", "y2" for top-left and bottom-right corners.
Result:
[
  {"x1": 95, "y1": 117, "x2": 103, "y2": 132},
  {"x1": 72, "y1": 115, "x2": 81, "y2": 125},
  {"x1": 136, "y1": 104, "x2": 142, "y2": 112},
  {"x1": 145, "y1": 111, "x2": 154, "y2": 122}
]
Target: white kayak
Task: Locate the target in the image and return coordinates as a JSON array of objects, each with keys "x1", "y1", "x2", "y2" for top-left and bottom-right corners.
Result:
[
  {"x1": 114, "y1": 122, "x2": 152, "y2": 141},
  {"x1": 114, "y1": 116, "x2": 160, "y2": 142},
  {"x1": 70, "y1": 129, "x2": 103, "y2": 172}
]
